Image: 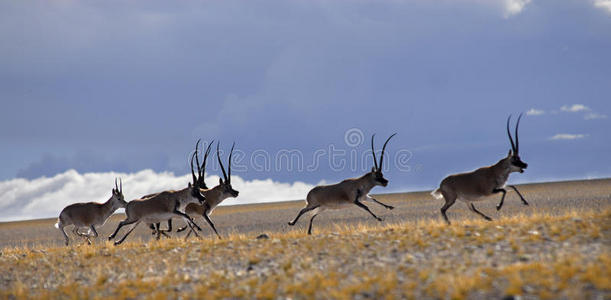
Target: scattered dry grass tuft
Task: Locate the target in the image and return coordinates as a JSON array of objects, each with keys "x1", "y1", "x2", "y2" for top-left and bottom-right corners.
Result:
[{"x1": 0, "y1": 208, "x2": 609, "y2": 299}]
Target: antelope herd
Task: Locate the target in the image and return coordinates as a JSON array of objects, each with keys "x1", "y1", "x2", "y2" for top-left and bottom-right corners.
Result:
[{"x1": 56, "y1": 114, "x2": 530, "y2": 245}]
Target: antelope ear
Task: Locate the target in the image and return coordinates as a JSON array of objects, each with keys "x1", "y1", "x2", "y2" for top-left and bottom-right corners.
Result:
[
  {"x1": 188, "y1": 182, "x2": 192, "y2": 188},
  {"x1": 371, "y1": 167, "x2": 376, "y2": 173},
  {"x1": 507, "y1": 149, "x2": 513, "y2": 157},
  {"x1": 219, "y1": 178, "x2": 224, "y2": 185}
]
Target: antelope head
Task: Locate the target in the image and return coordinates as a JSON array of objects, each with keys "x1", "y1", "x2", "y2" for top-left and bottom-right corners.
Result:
[
  {"x1": 189, "y1": 139, "x2": 208, "y2": 204},
  {"x1": 217, "y1": 141, "x2": 239, "y2": 198},
  {"x1": 506, "y1": 114, "x2": 528, "y2": 173},
  {"x1": 368, "y1": 133, "x2": 397, "y2": 187},
  {"x1": 111, "y1": 178, "x2": 127, "y2": 208}
]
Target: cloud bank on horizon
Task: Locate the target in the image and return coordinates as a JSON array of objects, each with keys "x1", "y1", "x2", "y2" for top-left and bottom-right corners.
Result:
[{"x1": 0, "y1": 169, "x2": 314, "y2": 222}]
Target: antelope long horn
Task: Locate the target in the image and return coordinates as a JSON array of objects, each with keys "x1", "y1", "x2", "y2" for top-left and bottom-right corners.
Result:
[
  {"x1": 194, "y1": 139, "x2": 202, "y2": 179},
  {"x1": 217, "y1": 141, "x2": 228, "y2": 182},
  {"x1": 201, "y1": 140, "x2": 214, "y2": 173},
  {"x1": 228, "y1": 142, "x2": 235, "y2": 184},
  {"x1": 379, "y1": 133, "x2": 397, "y2": 169},
  {"x1": 119, "y1": 178, "x2": 122, "y2": 194},
  {"x1": 515, "y1": 113, "x2": 523, "y2": 154},
  {"x1": 190, "y1": 151, "x2": 198, "y2": 185},
  {"x1": 371, "y1": 134, "x2": 379, "y2": 171},
  {"x1": 115, "y1": 178, "x2": 118, "y2": 192},
  {"x1": 506, "y1": 115, "x2": 516, "y2": 153},
  {"x1": 198, "y1": 140, "x2": 214, "y2": 188}
]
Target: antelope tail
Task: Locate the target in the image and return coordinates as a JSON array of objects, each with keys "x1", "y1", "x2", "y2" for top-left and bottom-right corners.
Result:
[
  {"x1": 431, "y1": 188, "x2": 444, "y2": 200},
  {"x1": 54, "y1": 218, "x2": 61, "y2": 229}
]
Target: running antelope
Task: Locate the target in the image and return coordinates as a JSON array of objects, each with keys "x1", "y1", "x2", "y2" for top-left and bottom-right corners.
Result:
[
  {"x1": 55, "y1": 179, "x2": 126, "y2": 245},
  {"x1": 431, "y1": 114, "x2": 529, "y2": 224},
  {"x1": 108, "y1": 141, "x2": 207, "y2": 245},
  {"x1": 288, "y1": 134, "x2": 396, "y2": 235},
  {"x1": 147, "y1": 140, "x2": 219, "y2": 239},
  {"x1": 120, "y1": 191, "x2": 175, "y2": 240},
  {"x1": 177, "y1": 141, "x2": 239, "y2": 239}
]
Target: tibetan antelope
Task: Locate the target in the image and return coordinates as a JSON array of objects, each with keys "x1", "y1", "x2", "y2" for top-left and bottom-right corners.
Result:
[
  {"x1": 108, "y1": 141, "x2": 207, "y2": 245},
  {"x1": 288, "y1": 134, "x2": 396, "y2": 235},
  {"x1": 177, "y1": 141, "x2": 239, "y2": 239},
  {"x1": 112, "y1": 190, "x2": 173, "y2": 240},
  {"x1": 431, "y1": 114, "x2": 529, "y2": 225},
  {"x1": 55, "y1": 178, "x2": 126, "y2": 246}
]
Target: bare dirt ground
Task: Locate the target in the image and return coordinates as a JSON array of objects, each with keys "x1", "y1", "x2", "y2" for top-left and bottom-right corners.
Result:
[
  {"x1": 0, "y1": 179, "x2": 609, "y2": 299},
  {"x1": 1, "y1": 179, "x2": 609, "y2": 248}
]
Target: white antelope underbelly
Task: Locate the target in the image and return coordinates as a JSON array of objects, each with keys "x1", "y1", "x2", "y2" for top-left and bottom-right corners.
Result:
[
  {"x1": 141, "y1": 212, "x2": 175, "y2": 223},
  {"x1": 324, "y1": 201, "x2": 353, "y2": 209}
]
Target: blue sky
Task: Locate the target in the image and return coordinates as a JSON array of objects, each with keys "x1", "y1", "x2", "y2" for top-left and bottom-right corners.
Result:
[{"x1": 0, "y1": 0, "x2": 610, "y2": 220}]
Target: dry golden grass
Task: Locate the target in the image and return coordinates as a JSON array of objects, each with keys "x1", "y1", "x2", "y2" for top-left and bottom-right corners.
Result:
[{"x1": 1, "y1": 207, "x2": 609, "y2": 299}]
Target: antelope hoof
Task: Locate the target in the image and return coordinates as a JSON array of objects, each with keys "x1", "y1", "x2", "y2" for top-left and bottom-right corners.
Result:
[
  {"x1": 288, "y1": 221, "x2": 295, "y2": 226},
  {"x1": 376, "y1": 217, "x2": 383, "y2": 222},
  {"x1": 113, "y1": 241, "x2": 121, "y2": 246},
  {"x1": 523, "y1": 201, "x2": 529, "y2": 206},
  {"x1": 387, "y1": 206, "x2": 395, "y2": 210},
  {"x1": 496, "y1": 205, "x2": 502, "y2": 211},
  {"x1": 485, "y1": 217, "x2": 492, "y2": 221}
]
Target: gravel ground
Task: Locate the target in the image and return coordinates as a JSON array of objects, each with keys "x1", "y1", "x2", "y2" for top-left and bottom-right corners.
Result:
[{"x1": 1, "y1": 178, "x2": 609, "y2": 248}]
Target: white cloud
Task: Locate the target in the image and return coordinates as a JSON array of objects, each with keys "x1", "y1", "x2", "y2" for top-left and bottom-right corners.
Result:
[
  {"x1": 560, "y1": 104, "x2": 590, "y2": 113},
  {"x1": 0, "y1": 170, "x2": 314, "y2": 222},
  {"x1": 526, "y1": 108, "x2": 545, "y2": 116},
  {"x1": 594, "y1": 0, "x2": 611, "y2": 13},
  {"x1": 503, "y1": 0, "x2": 532, "y2": 17},
  {"x1": 559, "y1": 104, "x2": 607, "y2": 120},
  {"x1": 549, "y1": 134, "x2": 588, "y2": 141},
  {"x1": 584, "y1": 112, "x2": 608, "y2": 120}
]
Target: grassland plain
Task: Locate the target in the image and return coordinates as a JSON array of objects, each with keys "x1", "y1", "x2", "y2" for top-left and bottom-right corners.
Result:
[{"x1": 0, "y1": 179, "x2": 610, "y2": 299}]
